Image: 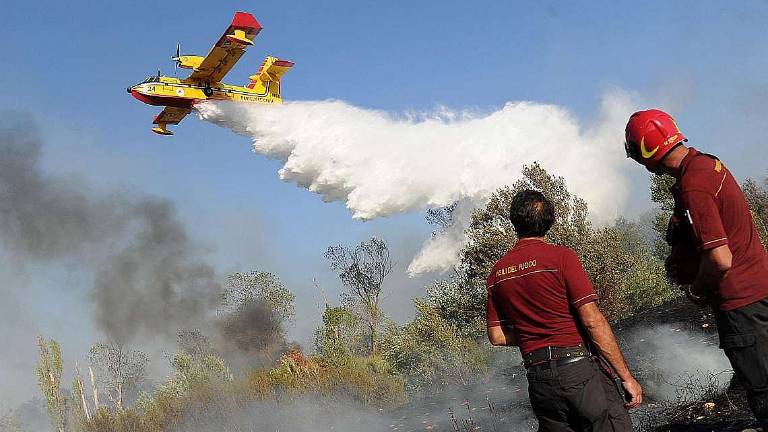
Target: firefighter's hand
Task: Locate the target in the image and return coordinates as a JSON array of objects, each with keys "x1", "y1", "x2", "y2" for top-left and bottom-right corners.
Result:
[
  {"x1": 681, "y1": 284, "x2": 710, "y2": 307},
  {"x1": 622, "y1": 377, "x2": 643, "y2": 409},
  {"x1": 666, "y1": 259, "x2": 696, "y2": 285},
  {"x1": 665, "y1": 258, "x2": 679, "y2": 282}
]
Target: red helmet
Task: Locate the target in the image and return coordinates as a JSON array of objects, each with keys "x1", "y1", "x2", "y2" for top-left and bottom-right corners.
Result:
[{"x1": 624, "y1": 109, "x2": 687, "y2": 169}]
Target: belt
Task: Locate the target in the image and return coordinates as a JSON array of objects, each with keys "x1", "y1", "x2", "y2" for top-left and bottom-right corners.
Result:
[{"x1": 523, "y1": 344, "x2": 590, "y2": 368}]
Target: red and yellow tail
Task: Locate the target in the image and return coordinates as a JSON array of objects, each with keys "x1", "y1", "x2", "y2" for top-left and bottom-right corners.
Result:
[{"x1": 247, "y1": 56, "x2": 294, "y2": 101}]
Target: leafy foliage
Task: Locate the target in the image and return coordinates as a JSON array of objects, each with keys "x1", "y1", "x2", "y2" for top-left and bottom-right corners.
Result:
[
  {"x1": 36, "y1": 336, "x2": 66, "y2": 432},
  {"x1": 325, "y1": 237, "x2": 394, "y2": 354},
  {"x1": 424, "y1": 275, "x2": 486, "y2": 338},
  {"x1": 0, "y1": 412, "x2": 21, "y2": 432},
  {"x1": 649, "y1": 174, "x2": 676, "y2": 258},
  {"x1": 76, "y1": 347, "x2": 405, "y2": 432},
  {"x1": 425, "y1": 202, "x2": 458, "y2": 231},
  {"x1": 217, "y1": 271, "x2": 295, "y2": 362},
  {"x1": 380, "y1": 299, "x2": 489, "y2": 391},
  {"x1": 458, "y1": 163, "x2": 673, "y2": 321},
  {"x1": 54, "y1": 263, "x2": 405, "y2": 432},
  {"x1": 314, "y1": 305, "x2": 368, "y2": 365},
  {"x1": 175, "y1": 329, "x2": 216, "y2": 363},
  {"x1": 461, "y1": 163, "x2": 590, "y2": 279},
  {"x1": 71, "y1": 367, "x2": 91, "y2": 424},
  {"x1": 579, "y1": 225, "x2": 675, "y2": 317},
  {"x1": 743, "y1": 176, "x2": 768, "y2": 249},
  {"x1": 88, "y1": 343, "x2": 148, "y2": 411},
  {"x1": 222, "y1": 271, "x2": 296, "y2": 325}
]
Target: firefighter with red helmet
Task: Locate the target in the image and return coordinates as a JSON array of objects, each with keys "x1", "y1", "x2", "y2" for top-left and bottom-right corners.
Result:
[{"x1": 625, "y1": 109, "x2": 768, "y2": 426}]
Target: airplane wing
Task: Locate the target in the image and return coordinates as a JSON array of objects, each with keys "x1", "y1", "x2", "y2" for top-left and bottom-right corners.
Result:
[
  {"x1": 154, "y1": 106, "x2": 191, "y2": 125},
  {"x1": 152, "y1": 106, "x2": 191, "y2": 135},
  {"x1": 188, "y1": 12, "x2": 263, "y2": 84}
]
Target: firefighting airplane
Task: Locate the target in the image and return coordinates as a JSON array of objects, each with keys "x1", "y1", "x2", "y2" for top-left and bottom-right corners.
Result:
[{"x1": 127, "y1": 11, "x2": 293, "y2": 135}]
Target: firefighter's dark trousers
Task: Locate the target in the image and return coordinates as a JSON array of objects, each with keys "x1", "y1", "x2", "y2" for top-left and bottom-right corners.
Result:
[
  {"x1": 526, "y1": 357, "x2": 632, "y2": 432},
  {"x1": 716, "y1": 297, "x2": 768, "y2": 425}
]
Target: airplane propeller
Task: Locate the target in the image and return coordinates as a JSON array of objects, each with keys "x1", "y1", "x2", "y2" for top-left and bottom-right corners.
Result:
[{"x1": 172, "y1": 43, "x2": 181, "y2": 76}]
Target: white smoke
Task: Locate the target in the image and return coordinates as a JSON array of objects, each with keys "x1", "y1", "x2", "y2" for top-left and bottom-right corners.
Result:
[
  {"x1": 197, "y1": 90, "x2": 636, "y2": 274},
  {"x1": 624, "y1": 325, "x2": 732, "y2": 402}
]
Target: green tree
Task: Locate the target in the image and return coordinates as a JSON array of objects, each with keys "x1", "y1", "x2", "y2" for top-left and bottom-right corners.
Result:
[
  {"x1": 325, "y1": 237, "x2": 394, "y2": 355},
  {"x1": 0, "y1": 412, "x2": 22, "y2": 432},
  {"x1": 222, "y1": 271, "x2": 296, "y2": 326},
  {"x1": 380, "y1": 299, "x2": 489, "y2": 390},
  {"x1": 36, "y1": 336, "x2": 66, "y2": 432},
  {"x1": 176, "y1": 329, "x2": 216, "y2": 363},
  {"x1": 743, "y1": 176, "x2": 768, "y2": 249},
  {"x1": 579, "y1": 224, "x2": 674, "y2": 318},
  {"x1": 461, "y1": 162, "x2": 590, "y2": 279},
  {"x1": 649, "y1": 173, "x2": 676, "y2": 258},
  {"x1": 71, "y1": 366, "x2": 92, "y2": 424},
  {"x1": 451, "y1": 164, "x2": 672, "y2": 322},
  {"x1": 217, "y1": 272, "x2": 295, "y2": 361},
  {"x1": 0, "y1": 412, "x2": 21, "y2": 432},
  {"x1": 313, "y1": 305, "x2": 367, "y2": 365},
  {"x1": 424, "y1": 274, "x2": 486, "y2": 338},
  {"x1": 88, "y1": 343, "x2": 148, "y2": 411}
]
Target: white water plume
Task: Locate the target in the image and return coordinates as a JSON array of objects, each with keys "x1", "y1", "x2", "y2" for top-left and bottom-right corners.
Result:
[{"x1": 197, "y1": 90, "x2": 636, "y2": 274}]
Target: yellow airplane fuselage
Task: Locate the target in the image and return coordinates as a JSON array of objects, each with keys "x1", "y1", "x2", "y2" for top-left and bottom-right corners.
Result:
[
  {"x1": 129, "y1": 75, "x2": 282, "y2": 109},
  {"x1": 127, "y1": 12, "x2": 292, "y2": 135}
]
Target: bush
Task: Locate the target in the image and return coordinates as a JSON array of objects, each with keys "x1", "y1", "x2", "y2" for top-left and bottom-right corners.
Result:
[
  {"x1": 579, "y1": 224, "x2": 675, "y2": 320},
  {"x1": 73, "y1": 343, "x2": 407, "y2": 432},
  {"x1": 314, "y1": 305, "x2": 368, "y2": 366},
  {"x1": 380, "y1": 299, "x2": 489, "y2": 391},
  {"x1": 743, "y1": 177, "x2": 768, "y2": 249},
  {"x1": 323, "y1": 356, "x2": 407, "y2": 407},
  {"x1": 425, "y1": 276, "x2": 487, "y2": 339}
]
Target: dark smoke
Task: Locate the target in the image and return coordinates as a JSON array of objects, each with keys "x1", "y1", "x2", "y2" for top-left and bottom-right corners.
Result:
[
  {"x1": 0, "y1": 113, "x2": 280, "y2": 352},
  {"x1": 217, "y1": 300, "x2": 285, "y2": 358},
  {"x1": 91, "y1": 199, "x2": 221, "y2": 344},
  {"x1": 0, "y1": 112, "x2": 127, "y2": 259}
]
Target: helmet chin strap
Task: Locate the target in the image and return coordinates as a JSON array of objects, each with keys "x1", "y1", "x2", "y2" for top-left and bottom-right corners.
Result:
[{"x1": 648, "y1": 142, "x2": 687, "y2": 175}]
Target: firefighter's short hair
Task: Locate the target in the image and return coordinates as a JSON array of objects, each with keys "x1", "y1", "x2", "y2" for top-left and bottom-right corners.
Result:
[{"x1": 509, "y1": 189, "x2": 555, "y2": 238}]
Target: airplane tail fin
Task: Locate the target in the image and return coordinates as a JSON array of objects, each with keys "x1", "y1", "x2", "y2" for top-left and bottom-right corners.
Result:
[{"x1": 247, "y1": 56, "x2": 294, "y2": 101}]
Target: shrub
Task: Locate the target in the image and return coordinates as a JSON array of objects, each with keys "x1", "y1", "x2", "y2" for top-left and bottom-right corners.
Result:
[
  {"x1": 314, "y1": 305, "x2": 368, "y2": 366},
  {"x1": 380, "y1": 299, "x2": 489, "y2": 391}
]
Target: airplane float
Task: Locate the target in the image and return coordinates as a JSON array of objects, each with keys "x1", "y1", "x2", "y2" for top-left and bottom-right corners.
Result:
[{"x1": 127, "y1": 11, "x2": 293, "y2": 135}]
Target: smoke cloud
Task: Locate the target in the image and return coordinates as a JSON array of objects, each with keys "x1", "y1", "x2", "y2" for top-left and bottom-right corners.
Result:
[
  {"x1": 0, "y1": 114, "x2": 280, "y2": 352},
  {"x1": 623, "y1": 325, "x2": 732, "y2": 402},
  {"x1": 0, "y1": 113, "x2": 128, "y2": 260},
  {"x1": 215, "y1": 299, "x2": 286, "y2": 368},
  {"x1": 91, "y1": 199, "x2": 221, "y2": 344},
  {"x1": 197, "y1": 89, "x2": 636, "y2": 274}
]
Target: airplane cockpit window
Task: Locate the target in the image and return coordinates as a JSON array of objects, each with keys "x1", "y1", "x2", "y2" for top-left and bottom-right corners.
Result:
[{"x1": 142, "y1": 76, "x2": 160, "y2": 83}]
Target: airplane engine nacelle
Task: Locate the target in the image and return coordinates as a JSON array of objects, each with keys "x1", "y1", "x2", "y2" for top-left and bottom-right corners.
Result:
[{"x1": 177, "y1": 55, "x2": 205, "y2": 70}]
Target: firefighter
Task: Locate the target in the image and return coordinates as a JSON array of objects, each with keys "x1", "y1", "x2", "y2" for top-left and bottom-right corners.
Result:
[
  {"x1": 487, "y1": 190, "x2": 642, "y2": 432},
  {"x1": 624, "y1": 109, "x2": 768, "y2": 426}
]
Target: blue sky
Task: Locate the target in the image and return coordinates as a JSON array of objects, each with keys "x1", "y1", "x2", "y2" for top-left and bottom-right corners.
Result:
[{"x1": 1, "y1": 0, "x2": 767, "y2": 405}]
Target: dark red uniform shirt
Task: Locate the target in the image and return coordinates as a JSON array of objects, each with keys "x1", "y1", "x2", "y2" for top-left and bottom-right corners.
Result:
[
  {"x1": 486, "y1": 239, "x2": 598, "y2": 355},
  {"x1": 672, "y1": 148, "x2": 768, "y2": 311}
]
